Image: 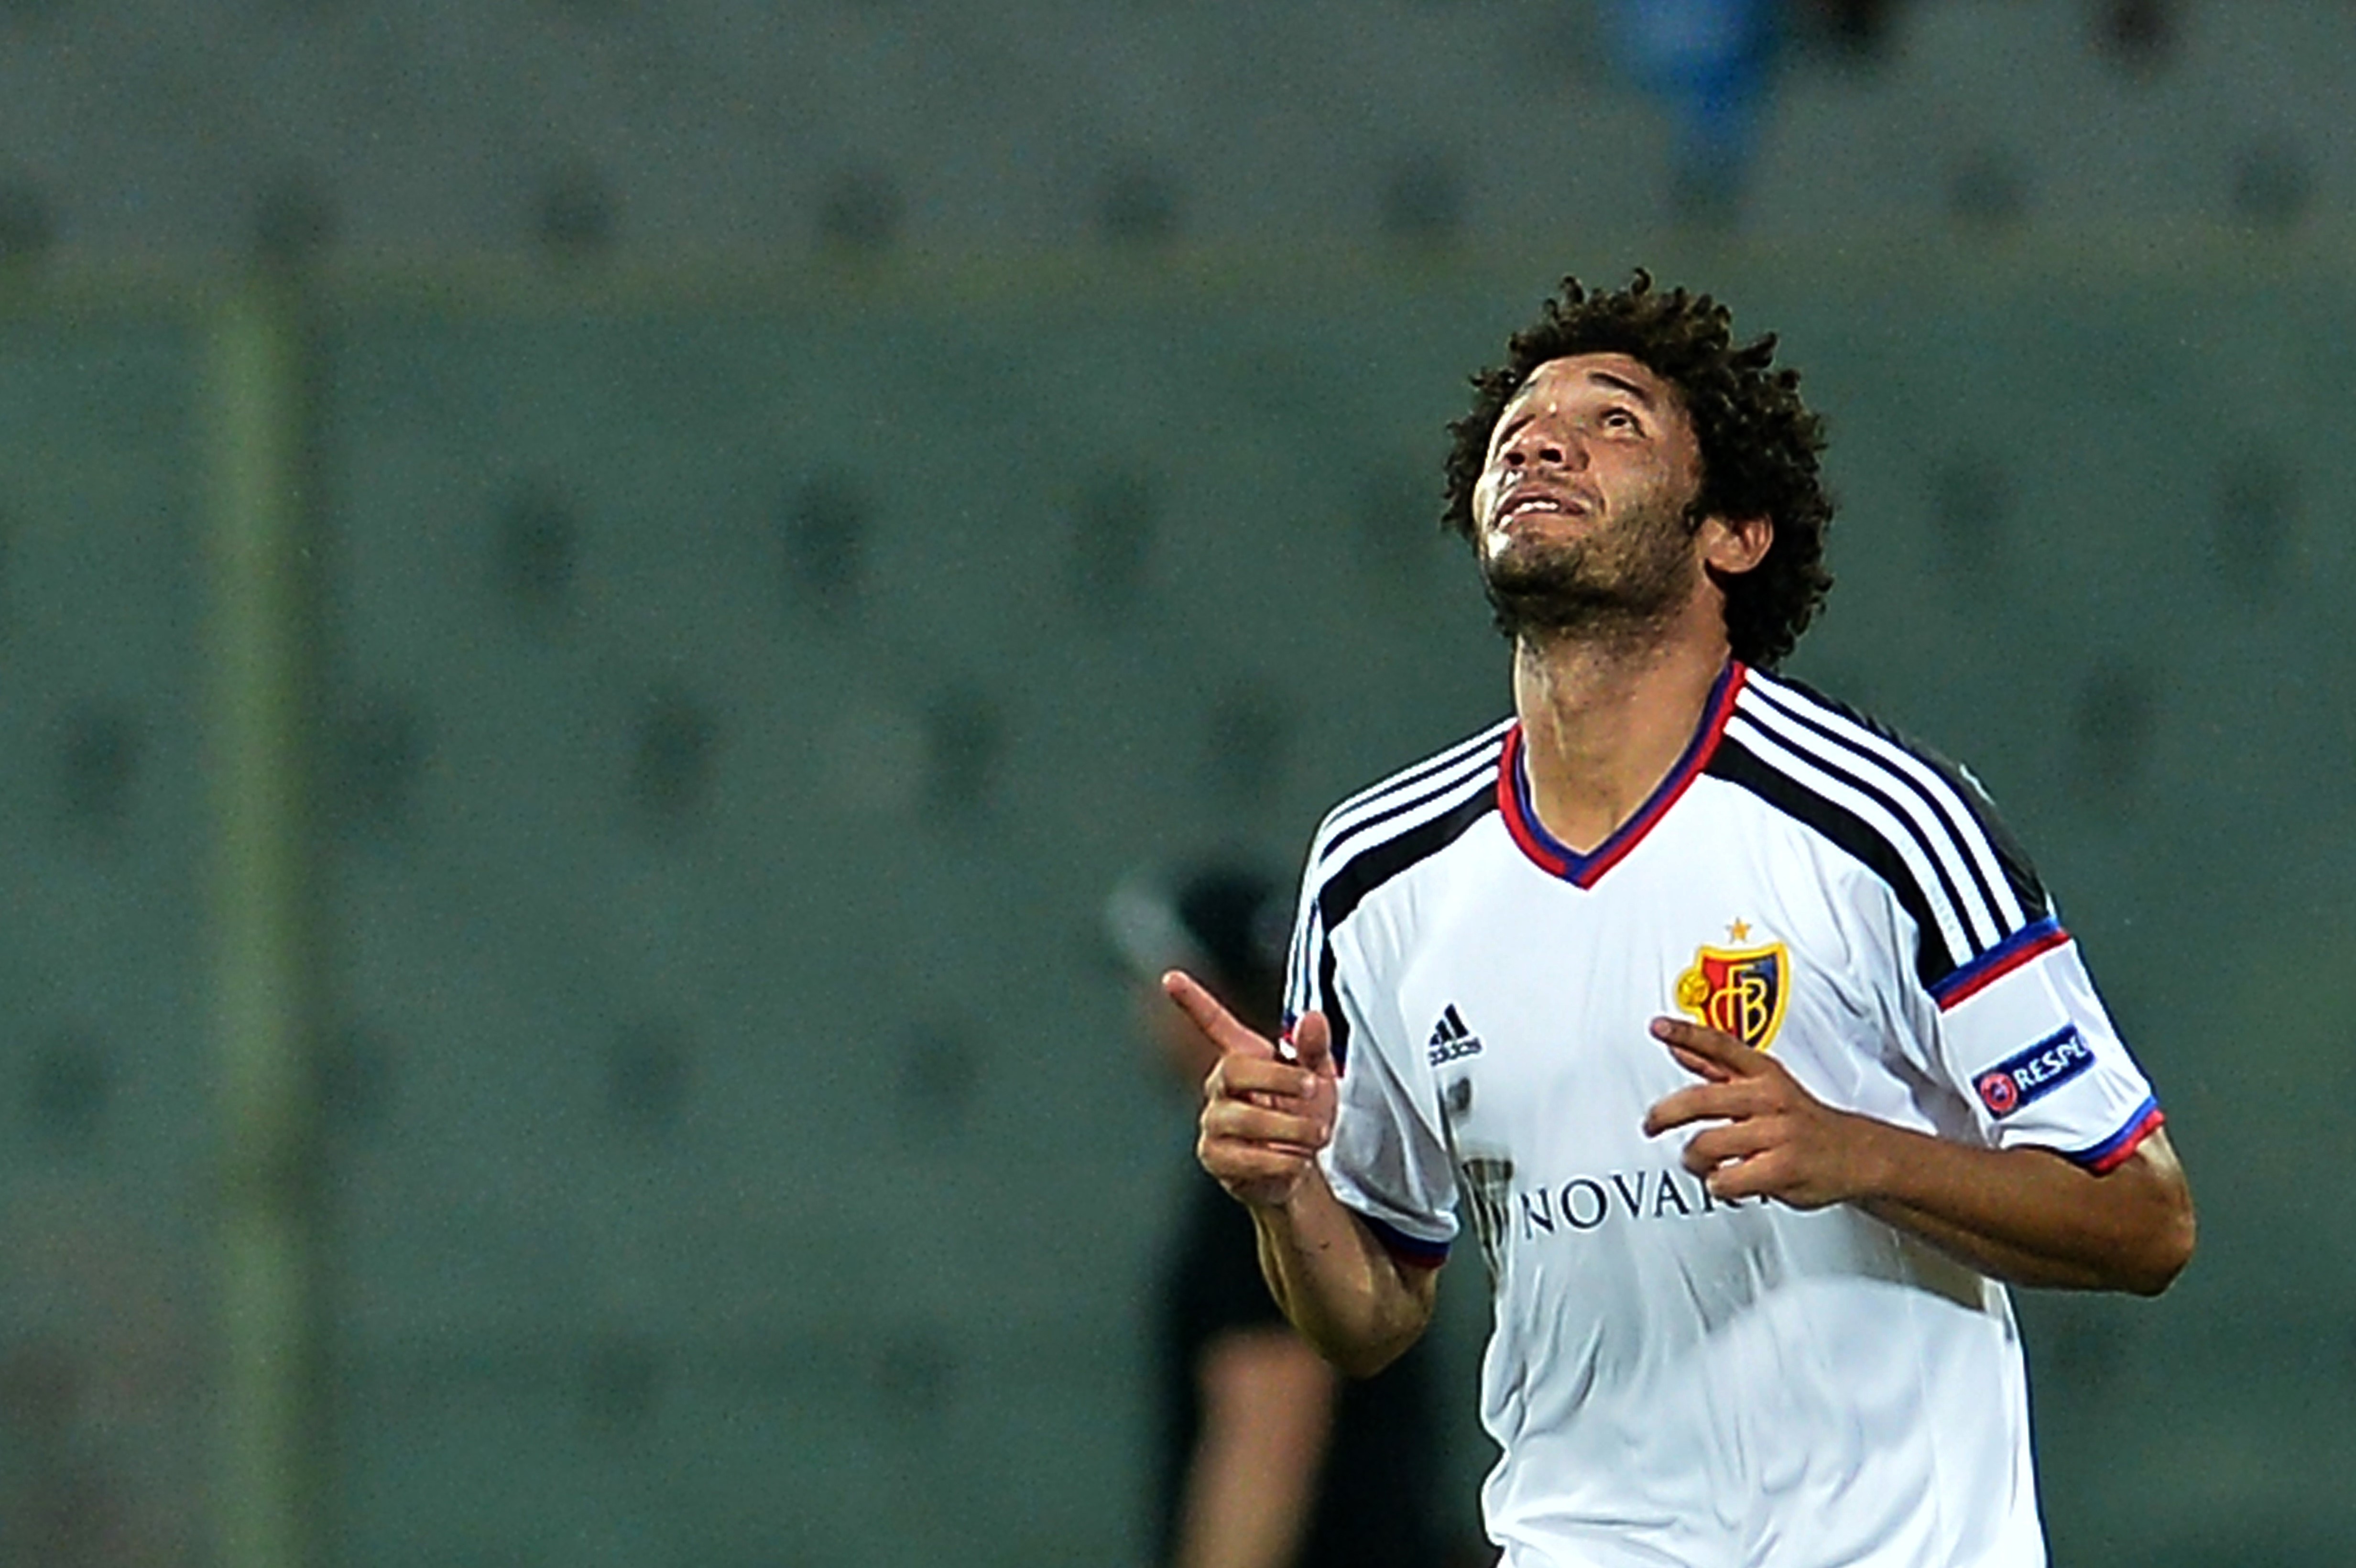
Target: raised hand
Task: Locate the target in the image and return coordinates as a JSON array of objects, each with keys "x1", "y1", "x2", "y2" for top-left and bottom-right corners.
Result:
[
  {"x1": 1641, "y1": 1016, "x2": 1892, "y2": 1211},
  {"x1": 1164, "y1": 969, "x2": 1340, "y2": 1211}
]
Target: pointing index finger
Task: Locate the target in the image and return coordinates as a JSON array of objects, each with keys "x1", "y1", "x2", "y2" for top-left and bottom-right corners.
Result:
[{"x1": 1163, "y1": 969, "x2": 1276, "y2": 1060}]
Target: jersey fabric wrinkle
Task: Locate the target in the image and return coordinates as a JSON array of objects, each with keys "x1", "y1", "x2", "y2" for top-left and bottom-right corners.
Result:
[{"x1": 1282, "y1": 662, "x2": 2163, "y2": 1568}]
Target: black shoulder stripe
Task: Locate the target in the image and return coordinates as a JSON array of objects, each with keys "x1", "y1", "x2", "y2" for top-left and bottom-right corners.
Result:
[
  {"x1": 1323, "y1": 718, "x2": 1511, "y2": 824},
  {"x1": 1732, "y1": 704, "x2": 1984, "y2": 955},
  {"x1": 1314, "y1": 741, "x2": 1503, "y2": 874},
  {"x1": 1741, "y1": 685, "x2": 2005, "y2": 931},
  {"x1": 1906, "y1": 748, "x2": 2050, "y2": 925},
  {"x1": 1318, "y1": 785, "x2": 1496, "y2": 934},
  {"x1": 1762, "y1": 675, "x2": 2049, "y2": 922},
  {"x1": 1309, "y1": 785, "x2": 1498, "y2": 1069},
  {"x1": 1708, "y1": 734, "x2": 1959, "y2": 989},
  {"x1": 1315, "y1": 944, "x2": 1348, "y2": 1068}
]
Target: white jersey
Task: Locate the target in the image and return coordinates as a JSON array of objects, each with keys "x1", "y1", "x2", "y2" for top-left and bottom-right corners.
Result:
[{"x1": 1286, "y1": 662, "x2": 2162, "y2": 1568}]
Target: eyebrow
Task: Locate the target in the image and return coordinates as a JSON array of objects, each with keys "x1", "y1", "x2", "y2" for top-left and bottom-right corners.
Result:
[
  {"x1": 1585, "y1": 370, "x2": 1657, "y2": 406},
  {"x1": 1491, "y1": 369, "x2": 1659, "y2": 446}
]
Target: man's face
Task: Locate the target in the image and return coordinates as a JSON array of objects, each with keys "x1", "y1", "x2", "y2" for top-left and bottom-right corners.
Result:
[{"x1": 1469, "y1": 352, "x2": 1709, "y2": 642}]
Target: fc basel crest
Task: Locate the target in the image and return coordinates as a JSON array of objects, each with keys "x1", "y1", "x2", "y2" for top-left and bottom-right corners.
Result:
[{"x1": 1675, "y1": 942, "x2": 1791, "y2": 1052}]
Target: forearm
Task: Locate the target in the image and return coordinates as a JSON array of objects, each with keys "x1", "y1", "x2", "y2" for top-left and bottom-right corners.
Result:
[
  {"x1": 1852, "y1": 1121, "x2": 2193, "y2": 1295},
  {"x1": 1648, "y1": 1016, "x2": 2195, "y2": 1296},
  {"x1": 1247, "y1": 1169, "x2": 1436, "y2": 1377},
  {"x1": 1173, "y1": 1332, "x2": 1336, "y2": 1568},
  {"x1": 1177, "y1": 1440, "x2": 1318, "y2": 1568}
]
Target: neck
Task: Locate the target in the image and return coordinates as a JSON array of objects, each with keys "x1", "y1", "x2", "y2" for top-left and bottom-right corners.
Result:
[{"x1": 1511, "y1": 606, "x2": 1734, "y2": 854}]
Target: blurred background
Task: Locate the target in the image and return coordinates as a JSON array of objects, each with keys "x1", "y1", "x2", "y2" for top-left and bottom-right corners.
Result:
[{"x1": 0, "y1": 0, "x2": 2350, "y2": 1565}]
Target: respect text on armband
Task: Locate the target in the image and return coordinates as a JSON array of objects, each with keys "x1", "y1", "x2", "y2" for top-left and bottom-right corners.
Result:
[{"x1": 1973, "y1": 1024, "x2": 2094, "y2": 1119}]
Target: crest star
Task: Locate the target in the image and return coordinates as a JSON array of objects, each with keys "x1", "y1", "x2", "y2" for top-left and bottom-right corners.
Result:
[{"x1": 1727, "y1": 919, "x2": 1751, "y2": 943}]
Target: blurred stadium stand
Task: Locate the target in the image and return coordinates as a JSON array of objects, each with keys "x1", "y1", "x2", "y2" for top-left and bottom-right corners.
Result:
[
  {"x1": 0, "y1": 1, "x2": 2345, "y2": 257},
  {"x1": 0, "y1": 3, "x2": 2352, "y2": 1568}
]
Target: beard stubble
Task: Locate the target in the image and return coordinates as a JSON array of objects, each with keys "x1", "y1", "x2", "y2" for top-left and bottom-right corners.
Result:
[{"x1": 1478, "y1": 490, "x2": 1701, "y2": 648}]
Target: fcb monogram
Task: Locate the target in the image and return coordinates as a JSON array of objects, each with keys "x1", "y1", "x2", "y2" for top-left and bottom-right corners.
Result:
[{"x1": 1675, "y1": 939, "x2": 1790, "y2": 1051}]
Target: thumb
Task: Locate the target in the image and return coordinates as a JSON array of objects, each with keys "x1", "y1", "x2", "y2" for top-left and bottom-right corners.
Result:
[{"x1": 1288, "y1": 1010, "x2": 1338, "y2": 1081}]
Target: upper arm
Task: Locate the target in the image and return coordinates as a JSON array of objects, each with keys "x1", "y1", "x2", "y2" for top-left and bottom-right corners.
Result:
[
  {"x1": 1925, "y1": 931, "x2": 2166, "y2": 1172},
  {"x1": 2104, "y1": 1125, "x2": 2196, "y2": 1281},
  {"x1": 1295, "y1": 1197, "x2": 1441, "y2": 1377},
  {"x1": 1318, "y1": 971, "x2": 1462, "y2": 1267},
  {"x1": 1900, "y1": 942, "x2": 2195, "y2": 1293},
  {"x1": 1389, "y1": 1241, "x2": 1443, "y2": 1324},
  {"x1": 1286, "y1": 868, "x2": 1461, "y2": 1269}
]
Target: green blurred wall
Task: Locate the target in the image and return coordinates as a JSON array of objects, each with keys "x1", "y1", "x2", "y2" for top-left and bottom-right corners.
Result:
[{"x1": 0, "y1": 242, "x2": 2349, "y2": 1566}]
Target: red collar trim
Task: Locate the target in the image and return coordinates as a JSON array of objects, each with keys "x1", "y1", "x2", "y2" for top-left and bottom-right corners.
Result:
[{"x1": 1497, "y1": 661, "x2": 1747, "y2": 888}]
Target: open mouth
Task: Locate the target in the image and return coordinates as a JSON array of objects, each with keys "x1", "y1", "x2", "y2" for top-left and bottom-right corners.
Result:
[{"x1": 1494, "y1": 489, "x2": 1594, "y2": 527}]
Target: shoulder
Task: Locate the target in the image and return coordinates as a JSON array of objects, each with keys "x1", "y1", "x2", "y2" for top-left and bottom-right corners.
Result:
[
  {"x1": 1706, "y1": 666, "x2": 2050, "y2": 990},
  {"x1": 1283, "y1": 720, "x2": 1507, "y2": 1054},
  {"x1": 1300, "y1": 717, "x2": 1510, "y2": 930}
]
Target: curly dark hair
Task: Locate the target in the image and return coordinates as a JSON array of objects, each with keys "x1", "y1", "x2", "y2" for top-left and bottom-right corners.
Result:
[{"x1": 1441, "y1": 271, "x2": 1834, "y2": 669}]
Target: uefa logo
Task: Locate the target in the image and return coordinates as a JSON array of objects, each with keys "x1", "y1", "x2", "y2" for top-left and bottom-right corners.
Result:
[{"x1": 1976, "y1": 1070, "x2": 2019, "y2": 1117}]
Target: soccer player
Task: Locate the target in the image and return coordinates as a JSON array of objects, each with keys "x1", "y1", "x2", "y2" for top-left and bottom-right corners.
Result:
[
  {"x1": 1108, "y1": 862, "x2": 1446, "y2": 1568},
  {"x1": 1167, "y1": 272, "x2": 2196, "y2": 1568}
]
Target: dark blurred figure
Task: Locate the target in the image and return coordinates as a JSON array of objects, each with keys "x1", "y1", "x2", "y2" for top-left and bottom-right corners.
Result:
[
  {"x1": 1109, "y1": 863, "x2": 1455, "y2": 1568},
  {"x1": 2095, "y1": 0, "x2": 2176, "y2": 76},
  {"x1": 1792, "y1": 0, "x2": 1900, "y2": 60}
]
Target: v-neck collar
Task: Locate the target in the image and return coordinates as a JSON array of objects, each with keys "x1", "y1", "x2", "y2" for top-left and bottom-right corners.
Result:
[{"x1": 1497, "y1": 661, "x2": 1747, "y2": 888}]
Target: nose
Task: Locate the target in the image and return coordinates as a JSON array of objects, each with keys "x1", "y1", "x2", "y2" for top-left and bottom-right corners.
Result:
[{"x1": 1500, "y1": 418, "x2": 1584, "y2": 474}]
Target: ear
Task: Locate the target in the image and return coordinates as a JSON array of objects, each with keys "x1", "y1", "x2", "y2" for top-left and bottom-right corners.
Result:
[{"x1": 1699, "y1": 514, "x2": 1773, "y2": 577}]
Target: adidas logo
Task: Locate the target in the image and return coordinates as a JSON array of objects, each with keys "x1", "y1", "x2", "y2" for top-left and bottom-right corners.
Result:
[{"x1": 1426, "y1": 1004, "x2": 1483, "y2": 1066}]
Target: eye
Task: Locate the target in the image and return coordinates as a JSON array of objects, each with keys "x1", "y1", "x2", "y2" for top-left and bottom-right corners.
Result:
[{"x1": 1600, "y1": 406, "x2": 1641, "y2": 432}]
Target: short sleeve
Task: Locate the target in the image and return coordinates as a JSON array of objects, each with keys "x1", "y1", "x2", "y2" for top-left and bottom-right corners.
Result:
[
  {"x1": 1284, "y1": 864, "x2": 1459, "y2": 1267},
  {"x1": 1316, "y1": 969, "x2": 1460, "y2": 1265},
  {"x1": 1927, "y1": 920, "x2": 2163, "y2": 1172},
  {"x1": 1813, "y1": 723, "x2": 2171, "y2": 1175}
]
